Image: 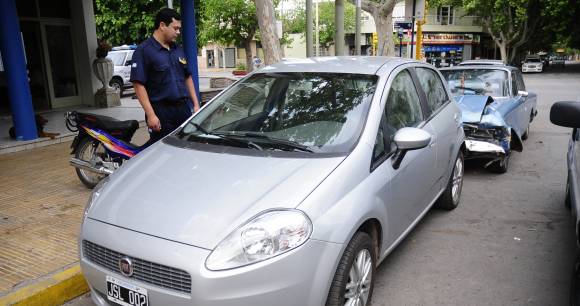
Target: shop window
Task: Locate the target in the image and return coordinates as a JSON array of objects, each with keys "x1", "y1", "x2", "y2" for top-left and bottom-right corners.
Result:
[
  {"x1": 16, "y1": 0, "x2": 37, "y2": 18},
  {"x1": 437, "y1": 6, "x2": 454, "y2": 25}
]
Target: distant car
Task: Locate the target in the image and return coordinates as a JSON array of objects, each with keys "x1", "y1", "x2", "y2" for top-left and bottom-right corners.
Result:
[
  {"x1": 458, "y1": 59, "x2": 506, "y2": 66},
  {"x1": 549, "y1": 101, "x2": 580, "y2": 305},
  {"x1": 521, "y1": 55, "x2": 543, "y2": 73},
  {"x1": 440, "y1": 64, "x2": 537, "y2": 173},
  {"x1": 79, "y1": 57, "x2": 466, "y2": 306},
  {"x1": 106, "y1": 45, "x2": 136, "y2": 96},
  {"x1": 550, "y1": 56, "x2": 566, "y2": 68}
]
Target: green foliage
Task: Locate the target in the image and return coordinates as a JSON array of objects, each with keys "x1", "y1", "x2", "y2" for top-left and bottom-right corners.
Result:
[
  {"x1": 284, "y1": 1, "x2": 356, "y2": 47},
  {"x1": 93, "y1": 0, "x2": 202, "y2": 46},
  {"x1": 198, "y1": 0, "x2": 258, "y2": 47}
]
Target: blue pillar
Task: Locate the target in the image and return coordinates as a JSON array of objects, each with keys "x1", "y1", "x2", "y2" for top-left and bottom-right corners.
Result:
[
  {"x1": 0, "y1": 0, "x2": 37, "y2": 140},
  {"x1": 180, "y1": 0, "x2": 201, "y2": 103}
]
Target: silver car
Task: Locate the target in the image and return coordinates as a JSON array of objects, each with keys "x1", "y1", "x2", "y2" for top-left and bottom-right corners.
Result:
[{"x1": 79, "y1": 57, "x2": 465, "y2": 306}]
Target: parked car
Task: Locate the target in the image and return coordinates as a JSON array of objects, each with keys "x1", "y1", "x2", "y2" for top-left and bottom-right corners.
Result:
[
  {"x1": 106, "y1": 45, "x2": 136, "y2": 96},
  {"x1": 549, "y1": 101, "x2": 580, "y2": 306},
  {"x1": 440, "y1": 64, "x2": 537, "y2": 173},
  {"x1": 550, "y1": 55, "x2": 567, "y2": 68},
  {"x1": 521, "y1": 55, "x2": 544, "y2": 73},
  {"x1": 79, "y1": 57, "x2": 465, "y2": 306}
]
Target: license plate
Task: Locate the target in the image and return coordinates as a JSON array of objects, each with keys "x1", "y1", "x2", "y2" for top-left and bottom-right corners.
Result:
[{"x1": 106, "y1": 275, "x2": 149, "y2": 306}]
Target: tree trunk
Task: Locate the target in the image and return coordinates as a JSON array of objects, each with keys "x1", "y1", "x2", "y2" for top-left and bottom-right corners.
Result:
[
  {"x1": 498, "y1": 42, "x2": 507, "y2": 63},
  {"x1": 375, "y1": 12, "x2": 395, "y2": 56},
  {"x1": 254, "y1": 0, "x2": 282, "y2": 65},
  {"x1": 245, "y1": 40, "x2": 253, "y2": 72}
]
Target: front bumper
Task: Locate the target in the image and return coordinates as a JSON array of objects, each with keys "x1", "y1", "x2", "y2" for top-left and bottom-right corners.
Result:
[
  {"x1": 522, "y1": 67, "x2": 542, "y2": 72},
  {"x1": 464, "y1": 139, "x2": 507, "y2": 161},
  {"x1": 80, "y1": 218, "x2": 342, "y2": 306}
]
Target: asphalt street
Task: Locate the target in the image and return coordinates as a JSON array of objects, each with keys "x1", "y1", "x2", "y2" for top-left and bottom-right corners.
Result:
[{"x1": 66, "y1": 64, "x2": 580, "y2": 306}]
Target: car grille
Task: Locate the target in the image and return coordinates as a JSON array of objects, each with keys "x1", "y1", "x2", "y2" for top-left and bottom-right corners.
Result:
[{"x1": 82, "y1": 240, "x2": 192, "y2": 293}]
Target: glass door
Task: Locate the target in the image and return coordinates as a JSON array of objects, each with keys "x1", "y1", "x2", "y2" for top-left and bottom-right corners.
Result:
[{"x1": 41, "y1": 22, "x2": 80, "y2": 108}]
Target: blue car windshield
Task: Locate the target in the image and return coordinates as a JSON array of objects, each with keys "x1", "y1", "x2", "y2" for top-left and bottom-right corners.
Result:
[
  {"x1": 440, "y1": 69, "x2": 509, "y2": 98},
  {"x1": 181, "y1": 72, "x2": 378, "y2": 153}
]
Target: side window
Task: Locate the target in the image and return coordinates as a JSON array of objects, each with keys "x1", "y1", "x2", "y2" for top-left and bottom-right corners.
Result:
[
  {"x1": 415, "y1": 67, "x2": 449, "y2": 114},
  {"x1": 125, "y1": 51, "x2": 134, "y2": 66},
  {"x1": 384, "y1": 70, "x2": 424, "y2": 151},
  {"x1": 372, "y1": 126, "x2": 386, "y2": 162},
  {"x1": 511, "y1": 72, "x2": 518, "y2": 96}
]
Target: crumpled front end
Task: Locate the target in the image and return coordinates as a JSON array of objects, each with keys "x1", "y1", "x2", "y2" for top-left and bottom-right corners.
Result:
[{"x1": 463, "y1": 123, "x2": 511, "y2": 160}]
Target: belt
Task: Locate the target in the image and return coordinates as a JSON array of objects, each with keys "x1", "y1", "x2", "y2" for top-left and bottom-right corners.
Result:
[{"x1": 156, "y1": 97, "x2": 188, "y2": 105}]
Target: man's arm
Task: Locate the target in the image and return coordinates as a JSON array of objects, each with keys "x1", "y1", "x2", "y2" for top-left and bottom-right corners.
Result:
[
  {"x1": 134, "y1": 82, "x2": 161, "y2": 131},
  {"x1": 185, "y1": 76, "x2": 200, "y2": 113}
]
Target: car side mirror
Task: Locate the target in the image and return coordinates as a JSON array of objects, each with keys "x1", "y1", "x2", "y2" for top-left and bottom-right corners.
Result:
[
  {"x1": 125, "y1": 60, "x2": 132, "y2": 66},
  {"x1": 518, "y1": 91, "x2": 528, "y2": 97},
  {"x1": 550, "y1": 101, "x2": 580, "y2": 128},
  {"x1": 392, "y1": 127, "x2": 432, "y2": 169}
]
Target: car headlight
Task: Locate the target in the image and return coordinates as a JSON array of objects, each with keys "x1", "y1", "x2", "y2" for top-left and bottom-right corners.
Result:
[
  {"x1": 84, "y1": 177, "x2": 109, "y2": 219},
  {"x1": 205, "y1": 209, "x2": 312, "y2": 271}
]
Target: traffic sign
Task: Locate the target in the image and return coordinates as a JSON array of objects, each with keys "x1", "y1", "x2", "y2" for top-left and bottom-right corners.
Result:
[{"x1": 394, "y1": 21, "x2": 413, "y2": 30}]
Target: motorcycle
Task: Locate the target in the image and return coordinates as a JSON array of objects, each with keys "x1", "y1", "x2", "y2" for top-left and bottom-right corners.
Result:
[{"x1": 65, "y1": 111, "x2": 143, "y2": 188}]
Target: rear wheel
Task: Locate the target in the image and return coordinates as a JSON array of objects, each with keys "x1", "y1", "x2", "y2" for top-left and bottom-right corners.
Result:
[
  {"x1": 522, "y1": 125, "x2": 530, "y2": 140},
  {"x1": 326, "y1": 232, "x2": 376, "y2": 306},
  {"x1": 75, "y1": 138, "x2": 108, "y2": 189},
  {"x1": 436, "y1": 151, "x2": 464, "y2": 210}
]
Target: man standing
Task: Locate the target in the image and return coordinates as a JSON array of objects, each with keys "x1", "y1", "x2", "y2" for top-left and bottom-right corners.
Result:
[{"x1": 130, "y1": 8, "x2": 200, "y2": 146}]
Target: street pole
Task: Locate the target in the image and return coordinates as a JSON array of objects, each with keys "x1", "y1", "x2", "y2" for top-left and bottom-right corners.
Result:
[
  {"x1": 410, "y1": 0, "x2": 416, "y2": 59},
  {"x1": 398, "y1": 29, "x2": 403, "y2": 57},
  {"x1": 306, "y1": 0, "x2": 313, "y2": 57},
  {"x1": 168, "y1": 0, "x2": 173, "y2": 8},
  {"x1": 335, "y1": 0, "x2": 345, "y2": 56},
  {"x1": 355, "y1": 0, "x2": 361, "y2": 55},
  {"x1": 315, "y1": 1, "x2": 319, "y2": 56}
]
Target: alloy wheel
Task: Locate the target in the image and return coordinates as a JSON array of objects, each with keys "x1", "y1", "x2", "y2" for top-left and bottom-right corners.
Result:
[{"x1": 344, "y1": 249, "x2": 373, "y2": 306}]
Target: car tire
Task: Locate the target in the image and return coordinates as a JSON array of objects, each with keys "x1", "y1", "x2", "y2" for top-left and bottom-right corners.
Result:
[
  {"x1": 489, "y1": 153, "x2": 510, "y2": 174},
  {"x1": 567, "y1": 175, "x2": 572, "y2": 209},
  {"x1": 436, "y1": 151, "x2": 464, "y2": 210},
  {"x1": 110, "y1": 78, "x2": 124, "y2": 96},
  {"x1": 326, "y1": 232, "x2": 376, "y2": 306},
  {"x1": 571, "y1": 253, "x2": 580, "y2": 306},
  {"x1": 522, "y1": 126, "x2": 530, "y2": 140}
]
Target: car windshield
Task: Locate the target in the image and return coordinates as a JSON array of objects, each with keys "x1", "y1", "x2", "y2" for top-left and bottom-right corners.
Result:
[
  {"x1": 440, "y1": 69, "x2": 509, "y2": 97},
  {"x1": 179, "y1": 72, "x2": 378, "y2": 154},
  {"x1": 526, "y1": 58, "x2": 541, "y2": 63},
  {"x1": 107, "y1": 52, "x2": 125, "y2": 66}
]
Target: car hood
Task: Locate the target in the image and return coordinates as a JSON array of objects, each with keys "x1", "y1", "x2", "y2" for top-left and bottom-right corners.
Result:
[
  {"x1": 88, "y1": 141, "x2": 345, "y2": 249},
  {"x1": 454, "y1": 95, "x2": 496, "y2": 123}
]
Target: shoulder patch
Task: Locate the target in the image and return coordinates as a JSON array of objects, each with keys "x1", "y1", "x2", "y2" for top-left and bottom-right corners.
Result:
[{"x1": 179, "y1": 57, "x2": 187, "y2": 65}]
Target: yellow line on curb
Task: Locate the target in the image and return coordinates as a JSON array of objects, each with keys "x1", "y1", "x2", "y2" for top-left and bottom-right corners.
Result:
[{"x1": 0, "y1": 264, "x2": 89, "y2": 306}]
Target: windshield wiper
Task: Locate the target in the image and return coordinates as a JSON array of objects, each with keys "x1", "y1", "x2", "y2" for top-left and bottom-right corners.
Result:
[
  {"x1": 183, "y1": 123, "x2": 263, "y2": 151},
  {"x1": 454, "y1": 86, "x2": 483, "y2": 94},
  {"x1": 238, "y1": 132, "x2": 314, "y2": 153}
]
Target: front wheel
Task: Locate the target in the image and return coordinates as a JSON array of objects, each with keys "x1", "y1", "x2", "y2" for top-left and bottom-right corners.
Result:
[
  {"x1": 489, "y1": 153, "x2": 510, "y2": 174},
  {"x1": 326, "y1": 232, "x2": 376, "y2": 306},
  {"x1": 75, "y1": 138, "x2": 108, "y2": 189},
  {"x1": 436, "y1": 151, "x2": 464, "y2": 210},
  {"x1": 109, "y1": 78, "x2": 123, "y2": 96}
]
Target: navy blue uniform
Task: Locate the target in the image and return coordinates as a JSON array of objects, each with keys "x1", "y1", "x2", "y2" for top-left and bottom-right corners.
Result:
[{"x1": 130, "y1": 37, "x2": 192, "y2": 145}]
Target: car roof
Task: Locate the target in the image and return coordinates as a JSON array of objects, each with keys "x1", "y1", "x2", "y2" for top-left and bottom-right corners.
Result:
[
  {"x1": 440, "y1": 65, "x2": 517, "y2": 71},
  {"x1": 458, "y1": 59, "x2": 506, "y2": 66},
  {"x1": 260, "y1": 56, "x2": 416, "y2": 75}
]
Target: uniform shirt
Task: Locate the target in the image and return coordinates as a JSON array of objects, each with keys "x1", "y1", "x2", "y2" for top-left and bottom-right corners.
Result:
[{"x1": 130, "y1": 37, "x2": 191, "y2": 103}]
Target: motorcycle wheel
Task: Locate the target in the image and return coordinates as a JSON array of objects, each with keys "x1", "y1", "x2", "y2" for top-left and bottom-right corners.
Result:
[{"x1": 75, "y1": 138, "x2": 108, "y2": 189}]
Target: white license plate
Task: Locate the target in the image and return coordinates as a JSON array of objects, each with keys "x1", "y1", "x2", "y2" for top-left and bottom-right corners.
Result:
[{"x1": 106, "y1": 275, "x2": 149, "y2": 306}]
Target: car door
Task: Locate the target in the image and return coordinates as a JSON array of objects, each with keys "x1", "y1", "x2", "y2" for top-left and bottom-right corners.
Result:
[
  {"x1": 509, "y1": 70, "x2": 529, "y2": 136},
  {"x1": 370, "y1": 67, "x2": 437, "y2": 246},
  {"x1": 414, "y1": 66, "x2": 460, "y2": 193}
]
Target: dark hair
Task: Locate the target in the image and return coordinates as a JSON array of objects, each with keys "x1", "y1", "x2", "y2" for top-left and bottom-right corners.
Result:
[
  {"x1": 96, "y1": 39, "x2": 111, "y2": 58},
  {"x1": 154, "y1": 8, "x2": 181, "y2": 30}
]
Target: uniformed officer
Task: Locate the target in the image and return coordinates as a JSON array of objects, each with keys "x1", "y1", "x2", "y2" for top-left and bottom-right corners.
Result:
[{"x1": 130, "y1": 8, "x2": 200, "y2": 146}]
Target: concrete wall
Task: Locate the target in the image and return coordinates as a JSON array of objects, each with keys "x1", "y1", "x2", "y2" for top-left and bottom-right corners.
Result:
[{"x1": 71, "y1": 0, "x2": 99, "y2": 107}]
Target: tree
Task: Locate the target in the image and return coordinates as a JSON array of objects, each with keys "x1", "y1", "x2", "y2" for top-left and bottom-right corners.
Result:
[
  {"x1": 254, "y1": 0, "x2": 283, "y2": 64},
  {"x1": 93, "y1": 0, "x2": 202, "y2": 47},
  {"x1": 361, "y1": 0, "x2": 398, "y2": 56},
  {"x1": 199, "y1": 0, "x2": 259, "y2": 71},
  {"x1": 285, "y1": 2, "x2": 356, "y2": 50},
  {"x1": 428, "y1": 0, "x2": 572, "y2": 64}
]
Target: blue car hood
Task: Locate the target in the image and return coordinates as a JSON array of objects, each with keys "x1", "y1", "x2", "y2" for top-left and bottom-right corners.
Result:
[{"x1": 453, "y1": 95, "x2": 495, "y2": 123}]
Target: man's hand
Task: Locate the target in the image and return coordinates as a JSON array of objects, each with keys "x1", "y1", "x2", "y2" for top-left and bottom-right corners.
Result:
[
  {"x1": 193, "y1": 104, "x2": 200, "y2": 113},
  {"x1": 147, "y1": 113, "x2": 161, "y2": 131}
]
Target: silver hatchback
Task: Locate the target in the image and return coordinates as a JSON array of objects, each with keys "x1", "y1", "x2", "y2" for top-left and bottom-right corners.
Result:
[{"x1": 80, "y1": 57, "x2": 465, "y2": 306}]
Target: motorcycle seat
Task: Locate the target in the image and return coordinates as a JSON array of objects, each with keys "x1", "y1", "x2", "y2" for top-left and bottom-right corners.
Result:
[{"x1": 77, "y1": 112, "x2": 139, "y2": 133}]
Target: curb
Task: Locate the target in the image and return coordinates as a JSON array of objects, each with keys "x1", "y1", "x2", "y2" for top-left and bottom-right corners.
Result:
[{"x1": 0, "y1": 265, "x2": 89, "y2": 306}]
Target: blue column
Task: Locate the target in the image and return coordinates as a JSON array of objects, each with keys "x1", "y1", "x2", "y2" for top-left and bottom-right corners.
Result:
[
  {"x1": 0, "y1": 0, "x2": 37, "y2": 140},
  {"x1": 180, "y1": 0, "x2": 201, "y2": 103}
]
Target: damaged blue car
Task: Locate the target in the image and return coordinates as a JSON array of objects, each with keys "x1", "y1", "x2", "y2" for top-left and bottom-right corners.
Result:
[{"x1": 440, "y1": 65, "x2": 537, "y2": 173}]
